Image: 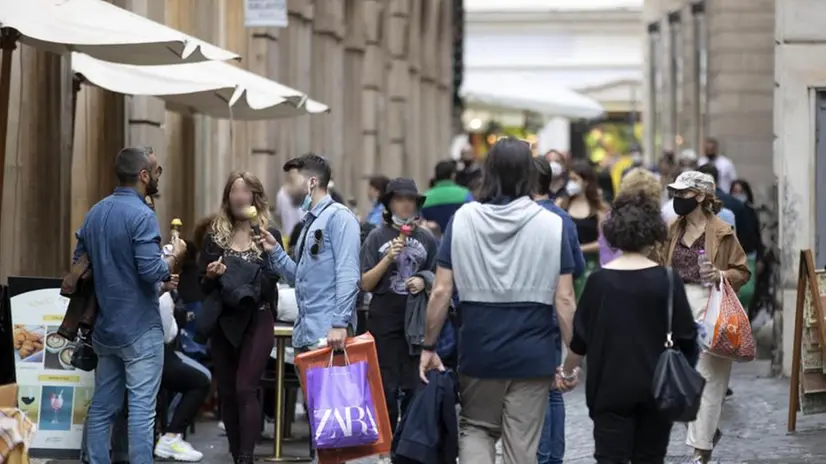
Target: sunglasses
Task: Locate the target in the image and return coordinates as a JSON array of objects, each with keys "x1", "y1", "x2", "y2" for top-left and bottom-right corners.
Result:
[{"x1": 310, "y1": 229, "x2": 323, "y2": 256}]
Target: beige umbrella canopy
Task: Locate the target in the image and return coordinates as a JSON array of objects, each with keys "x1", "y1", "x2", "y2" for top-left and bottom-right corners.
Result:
[
  {"x1": 72, "y1": 53, "x2": 330, "y2": 120},
  {"x1": 0, "y1": 0, "x2": 239, "y2": 64},
  {"x1": 0, "y1": 0, "x2": 241, "y2": 250}
]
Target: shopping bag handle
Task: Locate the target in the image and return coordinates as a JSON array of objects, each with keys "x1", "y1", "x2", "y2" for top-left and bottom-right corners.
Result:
[{"x1": 326, "y1": 347, "x2": 351, "y2": 367}]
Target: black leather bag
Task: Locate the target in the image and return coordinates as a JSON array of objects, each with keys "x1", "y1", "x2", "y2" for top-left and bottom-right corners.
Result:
[
  {"x1": 71, "y1": 326, "x2": 98, "y2": 372},
  {"x1": 651, "y1": 268, "x2": 705, "y2": 422}
]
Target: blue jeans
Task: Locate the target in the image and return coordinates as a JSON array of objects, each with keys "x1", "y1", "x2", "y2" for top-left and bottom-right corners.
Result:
[
  {"x1": 86, "y1": 326, "x2": 164, "y2": 464},
  {"x1": 537, "y1": 389, "x2": 565, "y2": 464}
]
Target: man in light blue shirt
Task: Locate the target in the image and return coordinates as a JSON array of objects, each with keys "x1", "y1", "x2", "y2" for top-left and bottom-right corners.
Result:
[{"x1": 259, "y1": 154, "x2": 361, "y2": 351}]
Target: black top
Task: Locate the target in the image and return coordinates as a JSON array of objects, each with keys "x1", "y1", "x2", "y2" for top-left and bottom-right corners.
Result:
[
  {"x1": 570, "y1": 267, "x2": 699, "y2": 414},
  {"x1": 359, "y1": 225, "x2": 438, "y2": 334},
  {"x1": 571, "y1": 214, "x2": 599, "y2": 244},
  {"x1": 198, "y1": 228, "x2": 283, "y2": 320}
]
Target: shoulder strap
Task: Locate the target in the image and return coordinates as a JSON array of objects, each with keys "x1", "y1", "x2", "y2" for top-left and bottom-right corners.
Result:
[
  {"x1": 665, "y1": 267, "x2": 674, "y2": 348},
  {"x1": 296, "y1": 202, "x2": 336, "y2": 265}
]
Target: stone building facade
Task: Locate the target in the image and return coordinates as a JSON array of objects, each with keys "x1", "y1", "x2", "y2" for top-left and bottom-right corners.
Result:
[
  {"x1": 0, "y1": 0, "x2": 457, "y2": 281},
  {"x1": 643, "y1": 0, "x2": 774, "y2": 195}
]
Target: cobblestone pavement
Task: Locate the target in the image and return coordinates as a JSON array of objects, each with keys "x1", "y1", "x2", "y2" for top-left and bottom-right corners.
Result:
[{"x1": 31, "y1": 361, "x2": 826, "y2": 464}]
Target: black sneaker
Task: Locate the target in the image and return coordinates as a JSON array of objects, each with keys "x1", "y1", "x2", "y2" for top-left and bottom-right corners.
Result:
[{"x1": 725, "y1": 387, "x2": 733, "y2": 399}]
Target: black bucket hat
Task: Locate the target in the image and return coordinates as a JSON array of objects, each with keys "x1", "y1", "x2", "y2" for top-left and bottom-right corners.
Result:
[{"x1": 380, "y1": 177, "x2": 426, "y2": 209}]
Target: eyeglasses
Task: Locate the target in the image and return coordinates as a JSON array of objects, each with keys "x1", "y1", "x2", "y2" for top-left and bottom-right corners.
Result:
[{"x1": 310, "y1": 229, "x2": 323, "y2": 256}]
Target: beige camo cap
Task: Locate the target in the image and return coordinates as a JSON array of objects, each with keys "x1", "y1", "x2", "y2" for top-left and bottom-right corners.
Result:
[{"x1": 667, "y1": 170, "x2": 715, "y2": 195}]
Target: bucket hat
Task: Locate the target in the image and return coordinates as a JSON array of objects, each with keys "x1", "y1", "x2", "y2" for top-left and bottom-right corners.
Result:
[{"x1": 380, "y1": 177, "x2": 426, "y2": 209}]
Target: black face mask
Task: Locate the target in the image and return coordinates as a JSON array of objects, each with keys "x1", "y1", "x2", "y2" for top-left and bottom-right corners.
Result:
[{"x1": 673, "y1": 196, "x2": 699, "y2": 216}]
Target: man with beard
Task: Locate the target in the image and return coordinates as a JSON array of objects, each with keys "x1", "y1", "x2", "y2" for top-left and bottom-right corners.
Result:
[{"x1": 76, "y1": 146, "x2": 186, "y2": 464}]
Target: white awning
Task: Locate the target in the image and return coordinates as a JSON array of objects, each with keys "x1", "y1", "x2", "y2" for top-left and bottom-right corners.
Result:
[
  {"x1": 72, "y1": 53, "x2": 329, "y2": 120},
  {"x1": 461, "y1": 72, "x2": 605, "y2": 120},
  {"x1": 0, "y1": 0, "x2": 239, "y2": 64}
]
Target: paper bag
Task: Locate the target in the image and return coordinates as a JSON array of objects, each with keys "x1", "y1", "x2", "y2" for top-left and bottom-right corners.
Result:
[{"x1": 295, "y1": 333, "x2": 390, "y2": 464}]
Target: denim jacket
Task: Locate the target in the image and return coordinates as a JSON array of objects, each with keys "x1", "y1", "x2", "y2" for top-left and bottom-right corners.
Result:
[{"x1": 266, "y1": 195, "x2": 361, "y2": 348}]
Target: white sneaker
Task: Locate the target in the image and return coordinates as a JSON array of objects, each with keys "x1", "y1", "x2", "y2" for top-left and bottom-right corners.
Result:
[
  {"x1": 218, "y1": 421, "x2": 226, "y2": 431},
  {"x1": 376, "y1": 457, "x2": 393, "y2": 464},
  {"x1": 154, "y1": 434, "x2": 204, "y2": 462}
]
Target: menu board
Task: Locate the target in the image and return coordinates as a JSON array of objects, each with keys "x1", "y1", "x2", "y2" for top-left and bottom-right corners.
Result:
[{"x1": 8, "y1": 277, "x2": 93, "y2": 457}]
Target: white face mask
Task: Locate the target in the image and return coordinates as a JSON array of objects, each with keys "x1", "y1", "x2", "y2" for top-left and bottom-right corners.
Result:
[
  {"x1": 565, "y1": 180, "x2": 583, "y2": 197},
  {"x1": 733, "y1": 193, "x2": 748, "y2": 204},
  {"x1": 550, "y1": 161, "x2": 563, "y2": 178}
]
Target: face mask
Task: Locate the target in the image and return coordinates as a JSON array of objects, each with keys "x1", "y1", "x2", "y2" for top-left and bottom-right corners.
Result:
[
  {"x1": 673, "y1": 196, "x2": 699, "y2": 216},
  {"x1": 550, "y1": 161, "x2": 563, "y2": 178},
  {"x1": 300, "y1": 178, "x2": 316, "y2": 212},
  {"x1": 733, "y1": 193, "x2": 748, "y2": 204},
  {"x1": 391, "y1": 214, "x2": 415, "y2": 227},
  {"x1": 565, "y1": 180, "x2": 583, "y2": 197}
]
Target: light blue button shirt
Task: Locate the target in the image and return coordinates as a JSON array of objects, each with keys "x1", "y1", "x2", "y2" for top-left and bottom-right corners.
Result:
[{"x1": 266, "y1": 195, "x2": 361, "y2": 348}]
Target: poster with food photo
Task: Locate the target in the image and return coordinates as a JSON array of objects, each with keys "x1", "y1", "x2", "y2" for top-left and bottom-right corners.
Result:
[
  {"x1": 44, "y1": 326, "x2": 76, "y2": 371},
  {"x1": 9, "y1": 276, "x2": 94, "y2": 457}
]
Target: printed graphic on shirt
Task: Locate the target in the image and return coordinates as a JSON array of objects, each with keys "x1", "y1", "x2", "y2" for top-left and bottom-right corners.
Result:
[{"x1": 378, "y1": 237, "x2": 428, "y2": 294}]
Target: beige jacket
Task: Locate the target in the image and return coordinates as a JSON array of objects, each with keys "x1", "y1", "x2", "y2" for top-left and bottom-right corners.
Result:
[{"x1": 664, "y1": 214, "x2": 751, "y2": 292}]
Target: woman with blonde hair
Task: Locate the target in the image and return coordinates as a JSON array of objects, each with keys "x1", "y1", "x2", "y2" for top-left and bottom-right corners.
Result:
[
  {"x1": 199, "y1": 171, "x2": 283, "y2": 464},
  {"x1": 662, "y1": 171, "x2": 749, "y2": 464},
  {"x1": 598, "y1": 168, "x2": 664, "y2": 265}
]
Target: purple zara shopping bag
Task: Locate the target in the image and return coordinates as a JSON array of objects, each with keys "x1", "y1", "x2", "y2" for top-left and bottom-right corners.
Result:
[{"x1": 305, "y1": 352, "x2": 380, "y2": 449}]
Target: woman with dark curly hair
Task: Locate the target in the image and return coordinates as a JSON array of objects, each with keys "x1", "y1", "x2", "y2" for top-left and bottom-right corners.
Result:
[
  {"x1": 558, "y1": 192, "x2": 699, "y2": 463},
  {"x1": 558, "y1": 191, "x2": 699, "y2": 464}
]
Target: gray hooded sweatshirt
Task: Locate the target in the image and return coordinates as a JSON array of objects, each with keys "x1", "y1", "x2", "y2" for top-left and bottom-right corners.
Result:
[{"x1": 451, "y1": 196, "x2": 564, "y2": 305}]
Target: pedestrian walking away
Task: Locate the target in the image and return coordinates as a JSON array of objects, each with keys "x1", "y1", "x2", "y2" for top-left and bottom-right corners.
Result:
[{"x1": 419, "y1": 137, "x2": 578, "y2": 464}]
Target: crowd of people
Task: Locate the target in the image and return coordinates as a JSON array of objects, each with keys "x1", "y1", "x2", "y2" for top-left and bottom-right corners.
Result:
[{"x1": 70, "y1": 134, "x2": 764, "y2": 464}]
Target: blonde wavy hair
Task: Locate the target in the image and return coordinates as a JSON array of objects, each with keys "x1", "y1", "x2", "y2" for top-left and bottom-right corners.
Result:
[
  {"x1": 615, "y1": 168, "x2": 666, "y2": 262},
  {"x1": 211, "y1": 171, "x2": 271, "y2": 254},
  {"x1": 616, "y1": 168, "x2": 662, "y2": 204}
]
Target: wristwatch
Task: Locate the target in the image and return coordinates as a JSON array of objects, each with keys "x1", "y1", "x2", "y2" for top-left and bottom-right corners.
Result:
[
  {"x1": 421, "y1": 344, "x2": 436, "y2": 351},
  {"x1": 559, "y1": 369, "x2": 578, "y2": 382}
]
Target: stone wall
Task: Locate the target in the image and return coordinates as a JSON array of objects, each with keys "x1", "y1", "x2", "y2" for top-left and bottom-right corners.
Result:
[
  {"x1": 774, "y1": 0, "x2": 826, "y2": 376},
  {"x1": 643, "y1": 0, "x2": 774, "y2": 198},
  {"x1": 1, "y1": 0, "x2": 456, "y2": 281}
]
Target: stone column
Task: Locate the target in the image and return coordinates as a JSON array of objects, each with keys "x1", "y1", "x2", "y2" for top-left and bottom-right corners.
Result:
[
  {"x1": 344, "y1": 0, "x2": 367, "y2": 209},
  {"x1": 1, "y1": 44, "x2": 73, "y2": 280},
  {"x1": 406, "y1": 0, "x2": 424, "y2": 187},
  {"x1": 384, "y1": 0, "x2": 409, "y2": 180},
  {"x1": 312, "y1": 1, "x2": 345, "y2": 194},
  {"x1": 437, "y1": 0, "x2": 454, "y2": 160},
  {"x1": 362, "y1": 0, "x2": 383, "y2": 184},
  {"x1": 288, "y1": 0, "x2": 314, "y2": 159},
  {"x1": 705, "y1": 0, "x2": 774, "y2": 194},
  {"x1": 420, "y1": 0, "x2": 440, "y2": 179}
]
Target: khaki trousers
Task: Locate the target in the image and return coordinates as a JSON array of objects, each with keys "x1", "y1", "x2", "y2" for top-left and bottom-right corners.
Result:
[
  {"x1": 458, "y1": 374, "x2": 553, "y2": 464},
  {"x1": 684, "y1": 284, "x2": 733, "y2": 450}
]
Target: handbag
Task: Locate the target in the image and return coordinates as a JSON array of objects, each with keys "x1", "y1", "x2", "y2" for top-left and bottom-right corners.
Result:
[
  {"x1": 71, "y1": 326, "x2": 98, "y2": 372},
  {"x1": 651, "y1": 268, "x2": 705, "y2": 422}
]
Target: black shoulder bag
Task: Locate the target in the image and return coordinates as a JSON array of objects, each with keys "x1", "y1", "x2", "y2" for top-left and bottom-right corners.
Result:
[{"x1": 651, "y1": 268, "x2": 706, "y2": 422}]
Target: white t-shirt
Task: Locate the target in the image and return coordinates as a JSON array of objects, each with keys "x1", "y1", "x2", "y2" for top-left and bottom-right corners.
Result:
[
  {"x1": 276, "y1": 187, "x2": 302, "y2": 235},
  {"x1": 698, "y1": 155, "x2": 737, "y2": 193}
]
